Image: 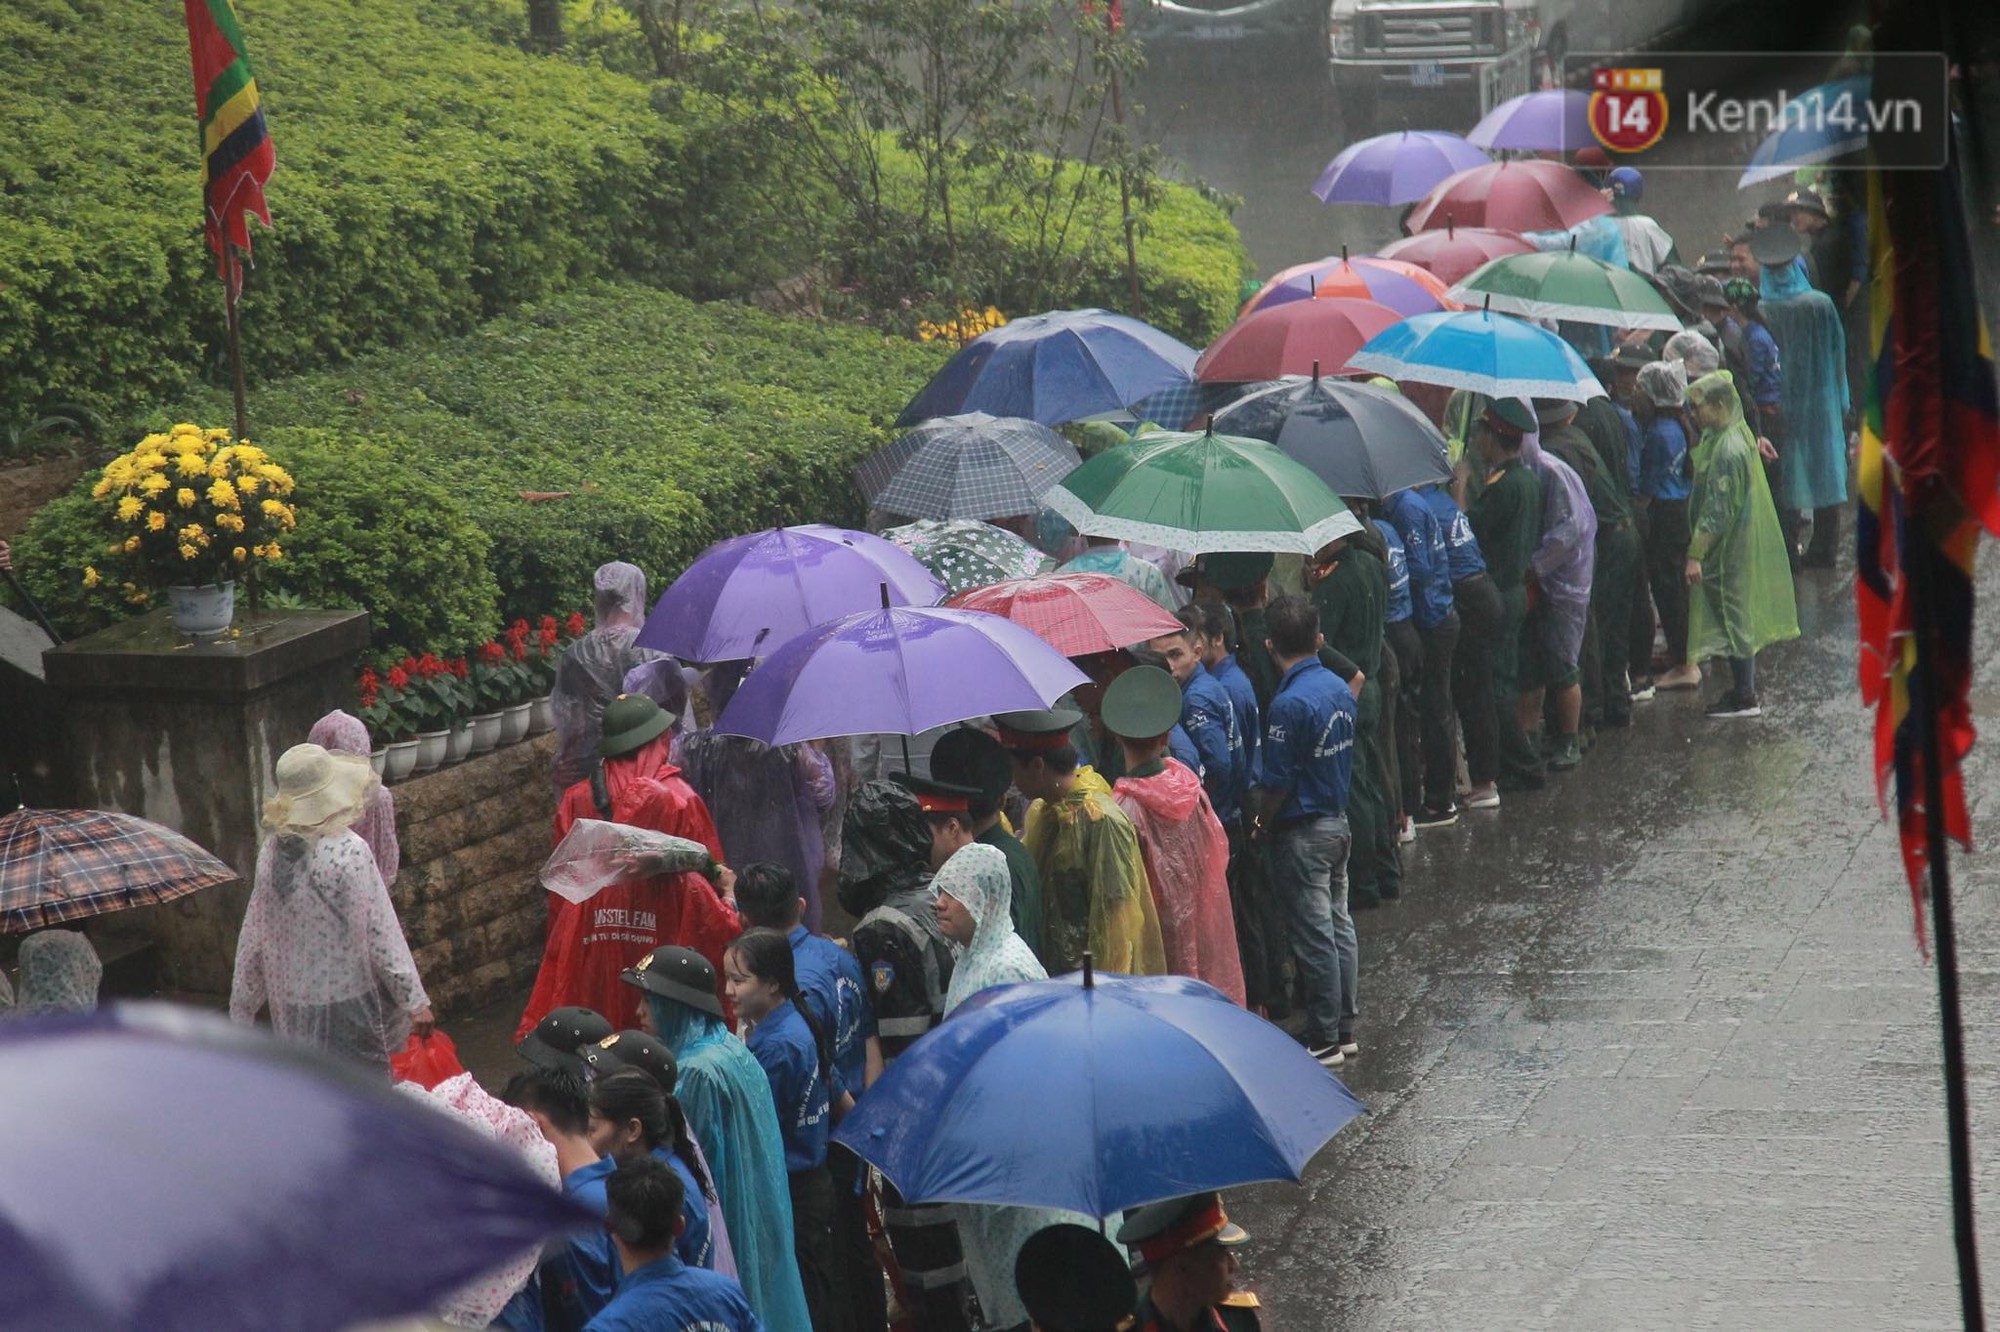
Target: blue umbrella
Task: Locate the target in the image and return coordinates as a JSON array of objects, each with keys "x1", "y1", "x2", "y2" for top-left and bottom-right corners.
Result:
[
  {"x1": 1467, "y1": 89, "x2": 1594, "y2": 153},
  {"x1": 832, "y1": 969, "x2": 1367, "y2": 1216},
  {"x1": 896, "y1": 309, "x2": 1199, "y2": 428},
  {"x1": 1346, "y1": 307, "x2": 1606, "y2": 402},
  {"x1": 1738, "y1": 77, "x2": 1871, "y2": 187},
  {"x1": 0, "y1": 1004, "x2": 592, "y2": 1332},
  {"x1": 1310, "y1": 131, "x2": 1490, "y2": 206}
]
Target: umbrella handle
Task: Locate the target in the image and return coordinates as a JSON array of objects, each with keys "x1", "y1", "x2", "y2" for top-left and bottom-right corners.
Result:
[
  {"x1": 3, "y1": 567, "x2": 62, "y2": 646},
  {"x1": 1082, "y1": 950, "x2": 1095, "y2": 989}
]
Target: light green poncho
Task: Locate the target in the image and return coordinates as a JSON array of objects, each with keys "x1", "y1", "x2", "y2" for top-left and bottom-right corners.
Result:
[{"x1": 1685, "y1": 371, "x2": 1801, "y2": 658}]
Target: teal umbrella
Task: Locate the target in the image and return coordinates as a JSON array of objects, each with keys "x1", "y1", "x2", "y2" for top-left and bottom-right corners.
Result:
[
  {"x1": 1445, "y1": 249, "x2": 1682, "y2": 331},
  {"x1": 1043, "y1": 427, "x2": 1361, "y2": 555}
]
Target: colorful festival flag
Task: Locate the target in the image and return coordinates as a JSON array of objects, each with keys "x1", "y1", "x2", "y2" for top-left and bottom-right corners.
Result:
[{"x1": 184, "y1": 0, "x2": 275, "y2": 290}]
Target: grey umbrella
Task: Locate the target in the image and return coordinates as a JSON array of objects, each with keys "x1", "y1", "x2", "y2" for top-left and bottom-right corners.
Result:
[
  {"x1": 1210, "y1": 371, "x2": 1451, "y2": 502},
  {"x1": 856, "y1": 412, "x2": 1082, "y2": 521}
]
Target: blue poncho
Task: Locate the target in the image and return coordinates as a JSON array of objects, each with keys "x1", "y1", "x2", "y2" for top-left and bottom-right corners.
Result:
[{"x1": 1759, "y1": 261, "x2": 1850, "y2": 510}]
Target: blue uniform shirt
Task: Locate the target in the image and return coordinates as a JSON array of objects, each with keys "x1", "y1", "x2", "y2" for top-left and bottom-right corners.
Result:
[
  {"x1": 582, "y1": 1254, "x2": 764, "y2": 1332},
  {"x1": 1419, "y1": 484, "x2": 1486, "y2": 581},
  {"x1": 788, "y1": 925, "x2": 874, "y2": 1101},
  {"x1": 1259, "y1": 657, "x2": 1357, "y2": 822},
  {"x1": 1745, "y1": 320, "x2": 1783, "y2": 407},
  {"x1": 1168, "y1": 723, "x2": 1201, "y2": 777},
  {"x1": 1611, "y1": 400, "x2": 1644, "y2": 491},
  {"x1": 744, "y1": 1000, "x2": 830, "y2": 1173},
  {"x1": 1638, "y1": 414, "x2": 1692, "y2": 501},
  {"x1": 1180, "y1": 662, "x2": 1242, "y2": 822},
  {"x1": 545, "y1": 1156, "x2": 618, "y2": 1332},
  {"x1": 1373, "y1": 519, "x2": 1413, "y2": 625},
  {"x1": 1384, "y1": 489, "x2": 1454, "y2": 631},
  {"x1": 1211, "y1": 652, "x2": 1261, "y2": 798},
  {"x1": 654, "y1": 1148, "x2": 715, "y2": 1271}
]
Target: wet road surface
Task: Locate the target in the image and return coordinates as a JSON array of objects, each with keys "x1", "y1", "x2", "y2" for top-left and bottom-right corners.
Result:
[{"x1": 1225, "y1": 551, "x2": 2000, "y2": 1329}]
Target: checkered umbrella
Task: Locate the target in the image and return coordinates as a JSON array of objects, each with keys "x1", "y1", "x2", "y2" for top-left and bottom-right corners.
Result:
[
  {"x1": 856, "y1": 413, "x2": 1082, "y2": 521},
  {"x1": 0, "y1": 808, "x2": 236, "y2": 933},
  {"x1": 881, "y1": 519, "x2": 1056, "y2": 595}
]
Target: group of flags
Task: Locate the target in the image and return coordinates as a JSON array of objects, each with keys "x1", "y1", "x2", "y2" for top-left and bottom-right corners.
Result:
[{"x1": 184, "y1": 0, "x2": 273, "y2": 295}]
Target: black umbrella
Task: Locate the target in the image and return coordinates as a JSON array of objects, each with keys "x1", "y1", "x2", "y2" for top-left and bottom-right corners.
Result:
[{"x1": 1210, "y1": 368, "x2": 1452, "y2": 501}]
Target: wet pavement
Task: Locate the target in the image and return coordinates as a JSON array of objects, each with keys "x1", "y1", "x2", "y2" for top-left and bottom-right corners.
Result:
[{"x1": 1224, "y1": 550, "x2": 2000, "y2": 1329}]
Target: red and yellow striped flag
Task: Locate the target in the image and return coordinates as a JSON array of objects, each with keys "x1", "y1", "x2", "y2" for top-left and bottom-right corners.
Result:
[{"x1": 185, "y1": 0, "x2": 274, "y2": 289}]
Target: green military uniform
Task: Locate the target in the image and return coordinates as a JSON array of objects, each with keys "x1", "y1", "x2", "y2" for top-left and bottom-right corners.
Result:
[
  {"x1": 1466, "y1": 451, "x2": 1544, "y2": 787},
  {"x1": 933, "y1": 727, "x2": 1049, "y2": 960},
  {"x1": 1540, "y1": 416, "x2": 1642, "y2": 729},
  {"x1": 1307, "y1": 544, "x2": 1399, "y2": 903}
]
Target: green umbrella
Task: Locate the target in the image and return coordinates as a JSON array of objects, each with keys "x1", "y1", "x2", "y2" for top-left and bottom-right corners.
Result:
[
  {"x1": 1043, "y1": 427, "x2": 1362, "y2": 555},
  {"x1": 882, "y1": 518, "x2": 1055, "y2": 594},
  {"x1": 1445, "y1": 249, "x2": 1682, "y2": 331}
]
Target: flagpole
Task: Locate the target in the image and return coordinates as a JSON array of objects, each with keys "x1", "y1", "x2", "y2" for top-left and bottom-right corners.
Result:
[{"x1": 223, "y1": 254, "x2": 250, "y2": 446}]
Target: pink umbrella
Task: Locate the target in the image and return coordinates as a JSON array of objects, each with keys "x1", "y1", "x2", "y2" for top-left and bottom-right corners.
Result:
[
  {"x1": 1376, "y1": 222, "x2": 1539, "y2": 286},
  {"x1": 945, "y1": 572, "x2": 1184, "y2": 656},
  {"x1": 1404, "y1": 160, "x2": 1611, "y2": 235},
  {"x1": 1195, "y1": 298, "x2": 1402, "y2": 384},
  {"x1": 1242, "y1": 252, "x2": 1453, "y2": 318}
]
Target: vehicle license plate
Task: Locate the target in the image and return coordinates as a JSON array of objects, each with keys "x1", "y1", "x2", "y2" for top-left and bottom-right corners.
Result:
[
  {"x1": 1410, "y1": 61, "x2": 1445, "y2": 87},
  {"x1": 1194, "y1": 21, "x2": 1246, "y2": 38}
]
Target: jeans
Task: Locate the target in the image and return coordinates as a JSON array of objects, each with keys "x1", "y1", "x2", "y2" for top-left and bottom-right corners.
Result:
[
  {"x1": 1270, "y1": 815, "x2": 1356, "y2": 1045},
  {"x1": 1386, "y1": 618, "x2": 1424, "y2": 817},
  {"x1": 1416, "y1": 610, "x2": 1461, "y2": 809},
  {"x1": 1728, "y1": 655, "x2": 1757, "y2": 698}
]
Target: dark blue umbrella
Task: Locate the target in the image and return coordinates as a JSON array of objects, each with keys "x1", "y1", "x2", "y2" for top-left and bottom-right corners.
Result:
[
  {"x1": 0, "y1": 1004, "x2": 593, "y2": 1332},
  {"x1": 833, "y1": 969, "x2": 1366, "y2": 1216},
  {"x1": 896, "y1": 309, "x2": 1199, "y2": 428},
  {"x1": 1213, "y1": 371, "x2": 1453, "y2": 500}
]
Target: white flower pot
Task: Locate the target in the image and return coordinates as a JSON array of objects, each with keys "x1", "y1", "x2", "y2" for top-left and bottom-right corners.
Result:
[
  {"x1": 369, "y1": 748, "x2": 387, "y2": 777},
  {"x1": 528, "y1": 695, "x2": 555, "y2": 735},
  {"x1": 167, "y1": 580, "x2": 235, "y2": 638},
  {"x1": 500, "y1": 702, "x2": 532, "y2": 745},
  {"x1": 383, "y1": 740, "x2": 420, "y2": 782},
  {"x1": 469, "y1": 712, "x2": 503, "y2": 754},
  {"x1": 445, "y1": 723, "x2": 474, "y2": 764},
  {"x1": 414, "y1": 730, "x2": 450, "y2": 772}
]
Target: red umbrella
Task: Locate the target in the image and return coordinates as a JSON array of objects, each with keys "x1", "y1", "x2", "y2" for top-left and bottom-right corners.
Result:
[
  {"x1": 1375, "y1": 222, "x2": 1538, "y2": 287},
  {"x1": 1195, "y1": 298, "x2": 1402, "y2": 384},
  {"x1": 1242, "y1": 253, "x2": 1453, "y2": 318},
  {"x1": 945, "y1": 573, "x2": 1183, "y2": 656},
  {"x1": 1404, "y1": 160, "x2": 1611, "y2": 234}
]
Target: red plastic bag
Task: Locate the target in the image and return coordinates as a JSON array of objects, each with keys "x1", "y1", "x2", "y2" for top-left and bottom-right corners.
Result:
[{"x1": 391, "y1": 1030, "x2": 466, "y2": 1089}]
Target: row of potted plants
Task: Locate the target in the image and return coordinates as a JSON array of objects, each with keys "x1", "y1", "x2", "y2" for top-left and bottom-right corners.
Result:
[{"x1": 358, "y1": 613, "x2": 587, "y2": 780}]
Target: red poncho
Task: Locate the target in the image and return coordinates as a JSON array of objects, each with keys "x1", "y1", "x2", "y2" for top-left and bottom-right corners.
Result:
[
  {"x1": 516, "y1": 738, "x2": 733, "y2": 1039},
  {"x1": 1112, "y1": 759, "x2": 1246, "y2": 1007}
]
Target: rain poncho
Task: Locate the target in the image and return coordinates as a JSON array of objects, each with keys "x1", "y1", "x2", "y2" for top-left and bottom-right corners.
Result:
[
  {"x1": 230, "y1": 829, "x2": 430, "y2": 1071},
  {"x1": 1058, "y1": 546, "x2": 1182, "y2": 611},
  {"x1": 1112, "y1": 761, "x2": 1246, "y2": 1006},
  {"x1": 550, "y1": 561, "x2": 667, "y2": 792},
  {"x1": 1021, "y1": 768, "x2": 1167, "y2": 977},
  {"x1": 646, "y1": 994, "x2": 811, "y2": 1331},
  {"x1": 1665, "y1": 330, "x2": 1722, "y2": 379},
  {"x1": 15, "y1": 930, "x2": 102, "y2": 1013},
  {"x1": 1521, "y1": 428, "x2": 1597, "y2": 670},
  {"x1": 1685, "y1": 372, "x2": 1801, "y2": 658},
  {"x1": 307, "y1": 709, "x2": 400, "y2": 887},
  {"x1": 621, "y1": 657, "x2": 691, "y2": 724},
  {"x1": 516, "y1": 736, "x2": 730, "y2": 1041},
  {"x1": 1759, "y1": 260, "x2": 1852, "y2": 510},
  {"x1": 677, "y1": 732, "x2": 835, "y2": 933}
]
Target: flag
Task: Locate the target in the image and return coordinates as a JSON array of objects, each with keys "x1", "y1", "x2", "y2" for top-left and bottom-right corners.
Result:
[
  {"x1": 1858, "y1": 150, "x2": 2000, "y2": 952},
  {"x1": 185, "y1": 0, "x2": 275, "y2": 291}
]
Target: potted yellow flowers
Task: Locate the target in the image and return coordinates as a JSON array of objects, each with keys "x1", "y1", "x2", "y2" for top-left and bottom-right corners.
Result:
[{"x1": 86, "y1": 424, "x2": 298, "y2": 638}]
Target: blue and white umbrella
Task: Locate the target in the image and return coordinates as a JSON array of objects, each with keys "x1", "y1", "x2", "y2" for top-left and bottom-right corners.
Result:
[
  {"x1": 895, "y1": 309, "x2": 1199, "y2": 428},
  {"x1": 1346, "y1": 308, "x2": 1605, "y2": 402},
  {"x1": 1738, "y1": 77, "x2": 1872, "y2": 188},
  {"x1": 855, "y1": 413, "x2": 1082, "y2": 521}
]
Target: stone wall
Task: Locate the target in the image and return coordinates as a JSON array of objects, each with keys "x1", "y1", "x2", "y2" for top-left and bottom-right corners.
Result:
[{"x1": 389, "y1": 732, "x2": 558, "y2": 1016}]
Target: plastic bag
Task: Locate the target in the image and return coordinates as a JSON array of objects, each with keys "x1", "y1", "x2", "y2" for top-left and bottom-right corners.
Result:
[
  {"x1": 541, "y1": 817, "x2": 716, "y2": 905},
  {"x1": 390, "y1": 1030, "x2": 466, "y2": 1089}
]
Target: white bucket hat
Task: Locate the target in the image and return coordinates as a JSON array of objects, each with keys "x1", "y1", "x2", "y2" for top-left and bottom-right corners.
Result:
[{"x1": 262, "y1": 743, "x2": 378, "y2": 837}]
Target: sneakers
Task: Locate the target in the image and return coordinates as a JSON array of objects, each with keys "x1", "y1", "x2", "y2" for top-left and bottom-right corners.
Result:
[
  {"x1": 1463, "y1": 784, "x2": 1500, "y2": 811},
  {"x1": 1705, "y1": 692, "x2": 1762, "y2": 719},
  {"x1": 1397, "y1": 817, "x2": 1416, "y2": 845},
  {"x1": 1338, "y1": 1037, "x2": 1360, "y2": 1058},
  {"x1": 1630, "y1": 677, "x2": 1657, "y2": 702},
  {"x1": 1414, "y1": 803, "x2": 1460, "y2": 828},
  {"x1": 1656, "y1": 663, "x2": 1703, "y2": 691},
  {"x1": 1309, "y1": 1042, "x2": 1346, "y2": 1069},
  {"x1": 1547, "y1": 733, "x2": 1583, "y2": 770}
]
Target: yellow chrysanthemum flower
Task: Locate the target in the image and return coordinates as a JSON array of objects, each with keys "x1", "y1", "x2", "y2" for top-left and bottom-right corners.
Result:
[
  {"x1": 204, "y1": 428, "x2": 230, "y2": 444},
  {"x1": 236, "y1": 474, "x2": 261, "y2": 496},
  {"x1": 176, "y1": 487, "x2": 197, "y2": 509},
  {"x1": 176, "y1": 453, "x2": 209, "y2": 478},
  {"x1": 170, "y1": 423, "x2": 202, "y2": 438},
  {"x1": 147, "y1": 510, "x2": 167, "y2": 532},
  {"x1": 123, "y1": 536, "x2": 141, "y2": 554},
  {"x1": 107, "y1": 541, "x2": 123, "y2": 555},
  {"x1": 179, "y1": 543, "x2": 199, "y2": 561},
  {"x1": 139, "y1": 452, "x2": 169, "y2": 472},
  {"x1": 116, "y1": 496, "x2": 145, "y2": 522},
  {"x1": 139, "y1": 433, "x2": 172, "y2": 452},
  {"x1": 235, "y1": 445, "x2": 268, "y2": 466},
  {"x1": 263, "y1": 543, "x2": 283, "y2": 562},
  {"x1": 233, "y1": 546, "x2": 248, "y2": 562},
  {"x1": 141, "y1": 473, "x2": 170, "y2": 495},
  {"x1": 82, "y1": 567, "x2": 100, "y2": 589},
  {"x1": 215, "y1": 512, "x2": 245, "y2": 533},
  {"x1": 257, "y1": 464, "x2": 295, "y2": 494},
  {"x1": 91, "y1": 478, "x2": 113, "y2": 501},
  {"x1": 260, "y1": 498, "x2": 288, "y2": 518},
  {"x1": 207, "y1": 479, "x2": 240, "y2": 510}
]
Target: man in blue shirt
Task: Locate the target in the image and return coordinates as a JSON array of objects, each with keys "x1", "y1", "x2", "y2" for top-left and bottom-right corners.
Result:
[
  {"x1": 1384, "y1": 487, "x2": 1461, "y2": 827},
  {"x1": 1147, "y1": 613, "x2": 1242, "y2": 822},
  {"x1": 1250, "y1": 595, "x2": 1358, "y2": 1069},
  {"x1": 1372, "y1": 514, "x2": 1421, "y2": 840},
  {"x1": 585, "y1": 1156, "x2": 763, "y2": 1331},
  {"x1": 504, "y1": 1064, "x2": 619, "y2": 1332}
]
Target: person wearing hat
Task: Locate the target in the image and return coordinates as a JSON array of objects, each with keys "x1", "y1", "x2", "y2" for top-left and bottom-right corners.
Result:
[
  {"x1": 1697, "y1": 249, "x2": 1735, "y2": 278},
  {"x1": 1536, "y1": 396, "x2": 1639, "y2": 737},
  {"x1": 1603, "y1": 166, "x2": 1678, "y2": 275},
  {"x1": 1104, "y1": 666, "x2": 1245, "y2": 1005},
  {"x1": 1791, "y1": 177, "x2": 1869, "y2": 414},
  {"x1": 230, "y1": 743, "x2": 433, "y2": 1075},
  {"x1": 1304, "y1": 526, "x2": 1399, "y2": 908},
  {"x1": 1000, "y1": 707, "x2": 1166, "y2": 978},
  {"x1": 550, "y1": 561, "x2": 668, "y2": 793},
  {"x1": 1457, "y1": 397, "x2": 1548, "y2": 793},
  {"x1": 1118, "y1": 1193, "x2": 1260, "y2": 1331},
  {"x1": 1631, "y1": 359, "x2": 1700, "y2": 695},
  {"x1": 623, "y1": 944, "x2": 813, "y2": 1329},
  {"x1": 521, "y1": 1005, "x2": 617, "y2": 1080},
  {"x1": 518, "y1": 694, "x2": 736, "y2": 1045},
  {"x1": 1753, "y1": 220, "x2": 1851, "y2": 569},
  {"x1": 932, "y1": 727, "x2": 1047, "y2": 966},
  {"x1": 1005, "y1": 1223, "x2": 1137, "y2": 1332},
  {"x1": 903, "y1": 767, "x2": 1046, "y2": 965}
]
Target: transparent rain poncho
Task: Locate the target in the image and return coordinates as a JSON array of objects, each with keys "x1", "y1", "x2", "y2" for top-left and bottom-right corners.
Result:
[
  {"x1": 1665, "y1": 330, "x2": 1722, "y2": 380},
  {"x1": 15, "y1": 929, "x2": 103, "y2": 1013},
  {"x1": 229, "y1": 829, "x2": 430, "y2": 1072},
  {"x1": 550, "y1": 561, "x2": 667, "y2": 792},
  {"x1": 307, "y1": 709, "x2": 400, "y2": 887},
  {"x1": 1021, "y1": 768, "x2": 1167, "y2": 978},
  {"x1": 1759, "y1": 260, "x2": 1852, "y2": 510},
  {"x1": 1112, "y1": 761, "x2": 1246, "y2": 1007},
  {"x1": 1685, "y1": 372, "x2": 1801, "y2": 658},
  {"x1": 1520, "y1": 425, "x2": 1597, "y2": 670}
]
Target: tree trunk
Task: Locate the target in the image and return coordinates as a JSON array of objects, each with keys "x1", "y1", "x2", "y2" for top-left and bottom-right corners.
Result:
[{"x1": 526, "y1": 0, "x2": 565, "y2": 51}]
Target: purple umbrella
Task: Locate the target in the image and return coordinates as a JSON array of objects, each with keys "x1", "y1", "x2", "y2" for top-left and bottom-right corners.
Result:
[
  {"x1": 638, "y1": 524, "x2": 946, "y2": 664},
  {"x1": 714, "y1": 606, "x2": 1088, "y2": 746},
  {"x1": 1466, "y1": 89, "x2": 1595, "y2": 153},
  {"x1": 1310, "y1": 130, "x2": 1490, "y2": 206},
  {"x1": 1240, "y1": 249, "x2": 1452, "y2": 319}
]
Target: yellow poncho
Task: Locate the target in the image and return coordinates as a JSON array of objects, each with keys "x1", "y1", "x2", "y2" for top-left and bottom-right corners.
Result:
[{"x1": 1021, "y1": 768, "x2": 1167, "y2": 977}]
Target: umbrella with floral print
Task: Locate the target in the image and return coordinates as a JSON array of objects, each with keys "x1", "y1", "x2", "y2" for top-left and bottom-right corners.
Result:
[{"x1": 881, "y1": 520, "x2": 1055, "y2": 595}]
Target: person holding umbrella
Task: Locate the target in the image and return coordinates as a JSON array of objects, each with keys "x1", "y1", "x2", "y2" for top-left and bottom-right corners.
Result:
[
  {"x1": 1458, "y1": 399, "x2": 1547, "y2": 793},
  {"x1": 1118, "y1": 1192, "x2": 1262, "y2": 1331}
]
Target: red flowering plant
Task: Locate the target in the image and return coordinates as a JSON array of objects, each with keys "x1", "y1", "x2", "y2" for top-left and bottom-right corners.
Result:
[
  {"x1": 524, "y1": 615, "x2": 564, "y2": 695},
  {"x1": 357, "y1": 662, "x2": 423, "y2": 744},
  {"x1": 471, "y1": 637, "x2": 535, "y2": 711},
  {"x1": 400, "y1": 651, "x2": 475, "y2": 733}
]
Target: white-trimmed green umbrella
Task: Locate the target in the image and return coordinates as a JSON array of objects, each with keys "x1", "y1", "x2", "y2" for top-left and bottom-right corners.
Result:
[
  {"x1": 1445, "y1": 249, "x2": 1683, "y2": 331},
  {"x1": 1042, "y1": 427, "x2": 1361, "y2": 555}
]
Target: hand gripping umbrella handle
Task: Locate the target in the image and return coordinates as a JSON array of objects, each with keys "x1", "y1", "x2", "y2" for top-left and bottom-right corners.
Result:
[{"x1": 3, "y1": 567, "x2": 63, "y2": 646}]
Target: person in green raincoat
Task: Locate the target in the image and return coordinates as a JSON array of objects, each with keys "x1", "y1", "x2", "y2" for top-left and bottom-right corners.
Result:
[{"x1": 1683, "y1": 371, "x2": 1800, "y2": 717}]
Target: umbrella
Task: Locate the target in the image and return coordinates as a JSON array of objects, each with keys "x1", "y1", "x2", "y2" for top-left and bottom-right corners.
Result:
[
  {"x1": 895, "y1": 310, "x2": 1199, "y2": 428},
  {"x1": 1310, "y1": 130, "x2": 1490, "y2": 206},
  {"x1": 1194, "y1": 298, "x2": 1403, "y2": 384},
  {"x1": 945, "y1": 572, "x2": 1185, "y2": 656},
  {"x1": 1376, "y1": 222, "x2": 1538, "y2": 286},
  {"x1": 1466, "y1": 89, "x2": 1595, "y2": 152},
  {"x1": 854, "y1": 413, "x2": 1082, "y2": 521},
  {"x1": 1405, "y1": 160, "x2": 1612, "y2": 234},
  {"x1": 832, "y1": 969, "x2": 1367, "y2": 1216},
  {"x1": 1738, "y1": 77, "x2": 1872, "y2": 187},
  {"x1": 882, "y1": 518, "x2": 1056, "y2": 595},
  {"x1": 1043, "y1": 426, "x2": 1363, "y2": 555},
  {"x1": 1211, "y1": 373, "x2": 1452, "y2": 501},
  {"x1": 0, "y1": 1004, "x2": 590, "y2": 1331},
  {"x1": 1346, "y1": 308, "x2": 1606, "y2": 402},
  {"x1": 0, "y1": 808, "x2": 236, "y2": 934},
  {"x1": 713, "y1": 606, "x2": 1088, "y2": 746},
  {"x1": 636, "y1": 524, "x2": 945, "y2": 664},
  {"x1": 1446, "y1": 248, "x2": 1684, "y2": 331},
  {"x1": 1242, "y1": 253, "x2": 1452, "y2": 319}
]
